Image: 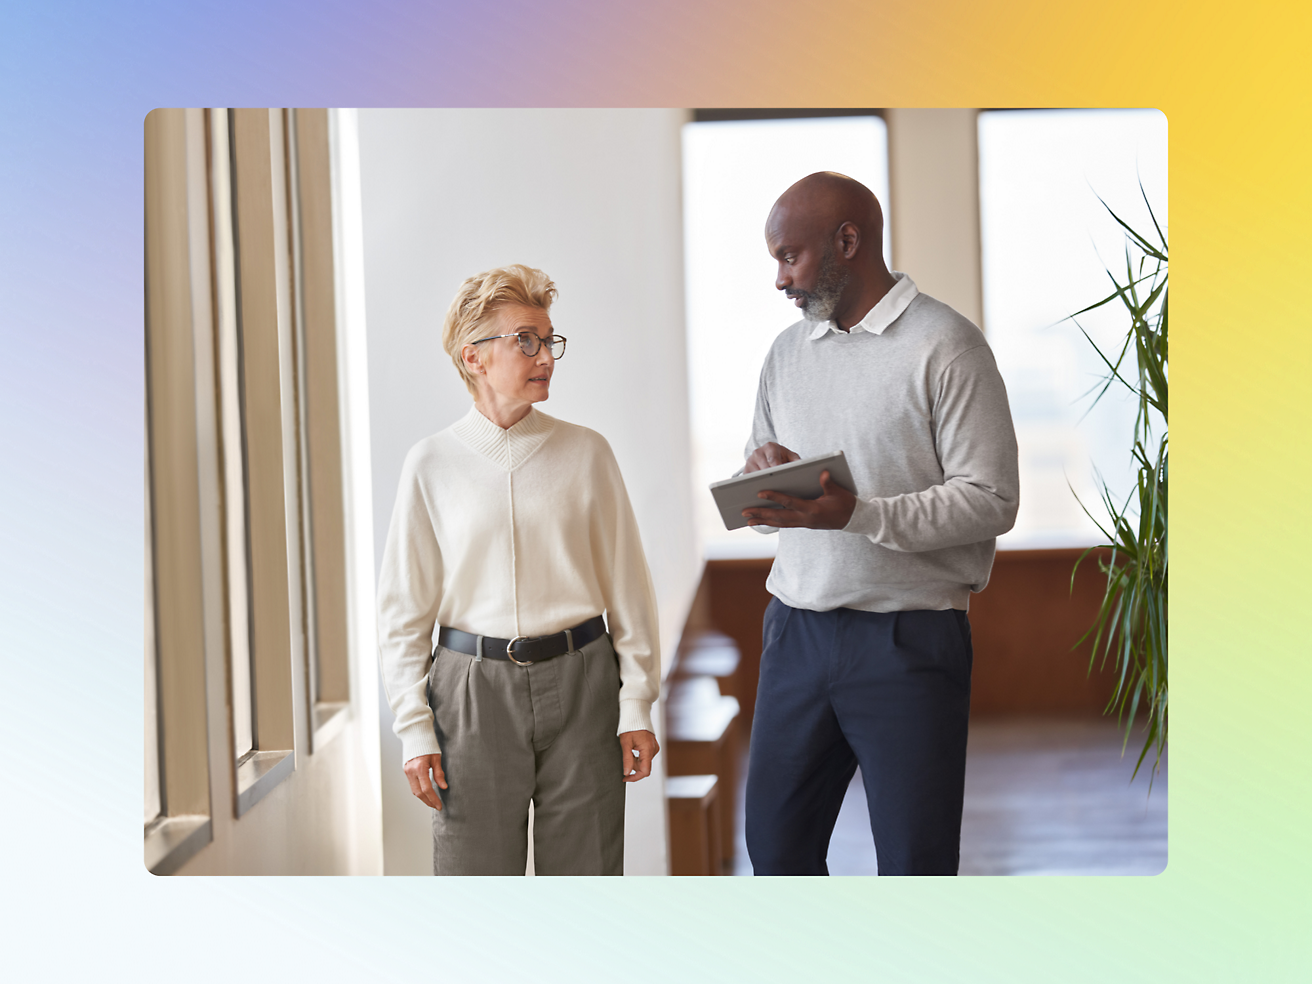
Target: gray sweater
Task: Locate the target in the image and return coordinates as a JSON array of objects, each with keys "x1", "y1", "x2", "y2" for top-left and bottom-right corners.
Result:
[{"x1": 748, "y1": 282, "x2": 1019, "y2": 612}]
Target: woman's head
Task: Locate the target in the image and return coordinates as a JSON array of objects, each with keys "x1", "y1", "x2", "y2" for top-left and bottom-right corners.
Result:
[{"x1": 442, "y1": 265, "x2": 559, "y2": 398}]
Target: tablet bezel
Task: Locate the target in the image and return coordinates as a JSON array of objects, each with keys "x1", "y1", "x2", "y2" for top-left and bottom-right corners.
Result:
[{"x1": 708, "y1": 451, "x2": 856, "y2": 531}]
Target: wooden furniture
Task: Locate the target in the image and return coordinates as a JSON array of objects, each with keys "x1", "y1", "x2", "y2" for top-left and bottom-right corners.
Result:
[
  {"x1": 695, "y1": 549, "x2": 1122, "y2": 719},
  {"x1": 666, "y1": 775, "x2": 722, "y2": 876},
  {"x1": 677, "y1": 630, "x2": 743, "y2": 710},
  {"x1": 664, "y1": 673, "x2": 740, "y2": 873}
]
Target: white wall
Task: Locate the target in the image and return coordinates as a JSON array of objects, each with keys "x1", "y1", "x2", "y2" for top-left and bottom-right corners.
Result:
[
  {"x1": 357, "y1": 108, "x2": 700, "y2": 875},
  {"x1": 886, "y1": 109, "x2": 984, "y2": 329}
]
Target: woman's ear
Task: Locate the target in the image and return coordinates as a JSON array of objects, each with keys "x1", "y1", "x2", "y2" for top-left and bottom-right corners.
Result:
[{"x1": 461, "y1": 343, "x2": 486, "y2": 375}]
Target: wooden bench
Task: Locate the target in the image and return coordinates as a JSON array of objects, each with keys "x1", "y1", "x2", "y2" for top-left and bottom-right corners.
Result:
[
  {"x1": 665, "y1": 774, "x2": 722, "y2": 876},
  {"x1": 665, "y1": 673, "x2": 740, "y2": 872}
]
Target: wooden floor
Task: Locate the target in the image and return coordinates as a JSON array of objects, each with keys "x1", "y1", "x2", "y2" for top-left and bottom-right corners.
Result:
[{"x1": 730, "y1": 716, "x2": 1167, "y2": 876}]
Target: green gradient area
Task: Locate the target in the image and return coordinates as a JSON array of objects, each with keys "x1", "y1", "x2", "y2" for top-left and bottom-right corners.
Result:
[{"x1": 2, "y1": 0, "x2": 1309, "y2": 980}]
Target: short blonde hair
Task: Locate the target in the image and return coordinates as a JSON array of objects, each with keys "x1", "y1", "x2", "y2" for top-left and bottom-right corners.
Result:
[{"x1": 442, "y1": 264, "x2": 558, "y2": 395}]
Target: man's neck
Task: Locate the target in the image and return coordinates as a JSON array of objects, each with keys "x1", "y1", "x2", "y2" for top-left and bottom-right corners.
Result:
[{"x1": 834, "y1": 267, "x2": 899, "y2": 332}]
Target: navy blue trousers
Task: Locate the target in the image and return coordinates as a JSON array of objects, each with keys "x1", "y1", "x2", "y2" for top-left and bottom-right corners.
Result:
[{"x1": 745, "y1": 599, "x2": 973, "y2": 875}]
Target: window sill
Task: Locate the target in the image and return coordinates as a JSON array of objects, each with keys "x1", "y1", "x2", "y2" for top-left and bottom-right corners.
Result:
[
  {"x1": 312, "y1": 701, "x2": 350, "y2": 752},
  {"x1": 235, "y1": 748, "x2": 295, "y2": 817},
  {"x1": 145, "y1": 814, "x2": 212, "y2": 875}
]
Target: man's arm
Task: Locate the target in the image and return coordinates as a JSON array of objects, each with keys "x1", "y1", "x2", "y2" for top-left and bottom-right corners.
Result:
[{"x1": 744, "y1": 345, "x2": 1019, "y2": 548}]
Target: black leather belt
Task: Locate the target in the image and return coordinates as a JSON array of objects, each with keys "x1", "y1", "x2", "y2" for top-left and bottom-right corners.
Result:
[{"x1": 436, "y1": 615, "x2": 607, "y2": 666}]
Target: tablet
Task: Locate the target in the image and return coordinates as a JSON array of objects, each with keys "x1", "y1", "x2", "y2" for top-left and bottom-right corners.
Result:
[{"x1": 709, "y1": 451, "x2": 856, "y2": 530}]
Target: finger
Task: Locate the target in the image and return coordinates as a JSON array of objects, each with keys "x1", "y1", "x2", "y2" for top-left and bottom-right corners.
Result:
[
  {"x1": 620, "y1": 735, "x2": 634, "y2": 777},
  {"x1": 632, "y1": 742, "x2": 653, "y2": 781},
  {"x1": 744, "y1": 509, "x2": 802, "y2": 528},
  {"x1": 414, "y1": 767, "x2": 438, "y2": 809},
  {"x1": 431, "y1": 756, "x2": 448, "y2": 790}
]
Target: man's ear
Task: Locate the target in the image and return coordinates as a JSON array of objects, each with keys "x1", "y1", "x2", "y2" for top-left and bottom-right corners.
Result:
[{"x1": 837, "y1": 221, "x2": 861, "y2": 260}]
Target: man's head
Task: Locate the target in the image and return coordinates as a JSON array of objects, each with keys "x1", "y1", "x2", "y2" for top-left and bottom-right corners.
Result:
[{"x1": 765, "y1": 171, "x2": 889, "y2": 325}]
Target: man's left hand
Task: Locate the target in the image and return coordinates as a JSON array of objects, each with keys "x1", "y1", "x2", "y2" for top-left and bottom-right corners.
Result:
[
  {"x1": 620, "y1": 730, "x2": 659, "y2": 782},
  {"x1": 741, "y1": 469, "x2": 857, "y2": 530}
]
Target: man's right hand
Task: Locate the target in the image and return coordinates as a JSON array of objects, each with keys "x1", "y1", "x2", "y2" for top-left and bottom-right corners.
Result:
[
  {"x1": 404, "y1": 753, "x2": 447, "y2": 810},
  {"x1": 744, "y1": 442, "x2": 800, "y2": 474}
]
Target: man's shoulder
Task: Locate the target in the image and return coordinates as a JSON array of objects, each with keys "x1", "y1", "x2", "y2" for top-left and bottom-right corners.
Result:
[
  {"x1": 762, "y1": 319, "x2": 818, "y2": 362},
  {"x1": 894, "y1": 292, "x2": 987, "y2": 354},
  {"x1": 902, "y1": 291, "x2": 986, "y2": 343}
]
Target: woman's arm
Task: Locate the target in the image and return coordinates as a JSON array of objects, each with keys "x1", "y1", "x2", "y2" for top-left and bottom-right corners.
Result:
[
  {"x1": 590, "y1": 437, "x2": 662, "y2": 742},
  {"x1": 377, "y1": 448, "x2": 446, "y2": 767}
]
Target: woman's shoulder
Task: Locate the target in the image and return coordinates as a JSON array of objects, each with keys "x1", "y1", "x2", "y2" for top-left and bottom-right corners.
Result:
[
  {"x1": 540, "y1": 413, "x2": 615, "y2": 454},
  {"x1": 401, "y1": 425, "x2": 475, "y2": 474},
  {"x1": 534, "y1": 414, "x2": 624, "y2": 478}
]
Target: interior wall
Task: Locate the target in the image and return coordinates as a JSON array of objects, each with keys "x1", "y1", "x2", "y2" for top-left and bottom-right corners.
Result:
[
  {"x1": 356, "y1": 108, "x2": 700, "y2": 875},
  {"x1": 886, "y1": 108, "x2": 984, "y2": 329}
]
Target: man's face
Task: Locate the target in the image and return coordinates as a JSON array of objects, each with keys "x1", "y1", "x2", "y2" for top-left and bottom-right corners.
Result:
[{"x1": 765, "y1": 204, "x2": 850, "y2": 322}]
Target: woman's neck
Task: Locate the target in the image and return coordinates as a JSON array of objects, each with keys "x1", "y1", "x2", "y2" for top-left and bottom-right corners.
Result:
[{"x1": 474, "y1": 393, "x2": 533, "y2": 430}]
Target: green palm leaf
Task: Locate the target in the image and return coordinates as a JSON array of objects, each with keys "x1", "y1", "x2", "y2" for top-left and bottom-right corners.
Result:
[{"x1": 1068, "y1": 200, "x2": 1168, "y2": 789}]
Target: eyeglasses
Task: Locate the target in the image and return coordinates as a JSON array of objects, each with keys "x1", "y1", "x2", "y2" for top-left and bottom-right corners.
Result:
[{"x1": 471, "y1": 330, "x2": 567, "y2": 359}]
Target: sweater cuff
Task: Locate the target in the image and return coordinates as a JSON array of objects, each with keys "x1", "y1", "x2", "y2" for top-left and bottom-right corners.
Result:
[
  {"x1": 617, "y1": 698, "x2": 654, "y2": 735},
  {"x1": 844, "y1": 495, "x2": 884, "y2": 541},
  {"x1": 397, "y1": 720, "x2": 443, "y2": 765}
]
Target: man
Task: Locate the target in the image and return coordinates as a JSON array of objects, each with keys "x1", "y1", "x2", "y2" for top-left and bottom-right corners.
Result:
[{"x1": 739, "y1": 171, "x2": 1019, "y2": 875}]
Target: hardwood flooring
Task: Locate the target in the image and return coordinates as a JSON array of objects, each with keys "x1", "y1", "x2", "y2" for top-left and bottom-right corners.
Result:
[{"x1": 730, "y1": 716, "x2": 1167, "y2": 876}]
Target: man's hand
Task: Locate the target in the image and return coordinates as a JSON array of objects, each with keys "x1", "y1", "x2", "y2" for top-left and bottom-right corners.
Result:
[
  {"x1": 620, "y1": 730, "x2": 659, "y2": 782},
  {"x1": 404, "y1": 753, "x2": 448, "y2": 810},
  {"x1": 740, "y1": 469, "x2": 857, "y2": 530},
  {"x1": 744, "y1": 441, "x2": 800, "y2": 474}
]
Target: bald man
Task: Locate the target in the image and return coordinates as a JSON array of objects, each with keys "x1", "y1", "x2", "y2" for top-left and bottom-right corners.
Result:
[{"x1": 738, "y1": 172, "x2": 1019, "y2": 875}]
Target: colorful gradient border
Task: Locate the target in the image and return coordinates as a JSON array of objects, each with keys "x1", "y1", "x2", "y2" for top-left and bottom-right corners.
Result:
[{"x1": 2, "y1": 1, "x2": 1308, "y2": 980}]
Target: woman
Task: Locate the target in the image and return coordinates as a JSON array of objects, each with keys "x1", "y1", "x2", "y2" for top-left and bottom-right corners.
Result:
[{"x1": 376, "y1": 264, "x2": 661, "y2": 875}]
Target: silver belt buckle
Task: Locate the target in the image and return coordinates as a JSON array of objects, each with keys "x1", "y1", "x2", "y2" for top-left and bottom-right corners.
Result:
[{"x1": 506, "y1": 635, "x2": 533, "y2": 666}]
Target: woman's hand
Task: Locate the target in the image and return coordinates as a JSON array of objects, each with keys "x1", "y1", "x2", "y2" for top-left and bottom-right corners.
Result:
[
  {"x1": 404, "y1": 753, "x2": 448, "y2": 810},
  {"x1": 620, "y1": 730, "x2": 660, "y2": 782}
]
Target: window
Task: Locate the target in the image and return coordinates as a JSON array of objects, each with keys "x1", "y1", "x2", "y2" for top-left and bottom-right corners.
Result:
[
  {"x1": 978, "y1": 109, "x2": 1167, "y2": 547},
  {"x1": 681, "y1": 114, "x2": 891, "y2": 557},
  {"x1": 146, "y1": 107, "x2": 366, "y2": 873}
]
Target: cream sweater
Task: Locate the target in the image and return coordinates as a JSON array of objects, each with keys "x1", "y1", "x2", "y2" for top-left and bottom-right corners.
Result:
[{"x1": 376, "y1": 405, "x2": 661, "y2": 764}]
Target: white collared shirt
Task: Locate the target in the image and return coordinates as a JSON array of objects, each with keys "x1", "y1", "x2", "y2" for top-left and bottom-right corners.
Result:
[{"x1": 805, "y1": 270, "x2": 919, "y2": 339}]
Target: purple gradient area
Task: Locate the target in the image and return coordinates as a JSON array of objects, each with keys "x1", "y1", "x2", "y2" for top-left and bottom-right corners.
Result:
[
  {"x1": 1, "y1": 0, "x2": 721, "y2": 569},
  {"x1": 0, "y1": 1, "x2": 733, "y2": 884}
]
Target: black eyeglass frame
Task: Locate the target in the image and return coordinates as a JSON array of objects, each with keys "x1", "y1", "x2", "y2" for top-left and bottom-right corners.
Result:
[{"x1": 470, "y1": 330, "x2": 567, "y2": 359}]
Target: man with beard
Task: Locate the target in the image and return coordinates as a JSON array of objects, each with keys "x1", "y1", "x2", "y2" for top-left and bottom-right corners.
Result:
[{"x1": 738, "y1": 171, "x2": 1019, "y2": 875}]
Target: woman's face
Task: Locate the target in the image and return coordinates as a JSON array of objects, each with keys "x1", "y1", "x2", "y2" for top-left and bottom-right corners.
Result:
[{"x1": 467, "y1": 303, "x2": 556, "y2": 407}]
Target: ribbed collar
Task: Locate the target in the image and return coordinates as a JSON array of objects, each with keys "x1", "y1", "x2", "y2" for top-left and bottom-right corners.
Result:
[
  {"x1": 452, "y1": 404, "x2": 556, "y2": 470},
  {"x1": 806, "y1": 271, "x2": 919, "y2": 339}
]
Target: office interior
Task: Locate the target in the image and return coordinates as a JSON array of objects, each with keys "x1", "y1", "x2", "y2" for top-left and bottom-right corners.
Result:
[{"x1": 144, "y1": 107, "x2": 1167, "y2": 876}]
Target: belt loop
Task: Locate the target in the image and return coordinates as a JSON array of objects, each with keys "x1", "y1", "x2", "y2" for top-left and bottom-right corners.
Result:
[
  {"x1": 565, "y1": 628, "x2": 574, "y2": 654},
  {"x1": 475, "y1": 635, "x2": 484, "y2": 662}
]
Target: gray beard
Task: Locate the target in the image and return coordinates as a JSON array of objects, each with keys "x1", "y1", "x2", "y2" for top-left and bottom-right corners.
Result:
[{"x1": 799, "y1": 246, "x2": 850, "y2": 323}]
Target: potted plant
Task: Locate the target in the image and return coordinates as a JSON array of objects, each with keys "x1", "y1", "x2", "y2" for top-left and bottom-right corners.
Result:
[{"x1": 1069, "y1": 189, "x2": 1168, "y2": 782}]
